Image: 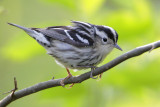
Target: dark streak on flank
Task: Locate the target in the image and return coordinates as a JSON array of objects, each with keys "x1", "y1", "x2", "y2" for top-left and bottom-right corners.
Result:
[
  {"x1": 66, "y1": 57, "x2": 80, "y2": 60},
  {"x1": 78, "y1": 59, "x2": 88, "y2": 64},
  {"x1": 56, "y1": 48, "x2": 77, "y2": 52},
  {"x1": 36, "y1": 39, "x2": 51, "y2": 47}
]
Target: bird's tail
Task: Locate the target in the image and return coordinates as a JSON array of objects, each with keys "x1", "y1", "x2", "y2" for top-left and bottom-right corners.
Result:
[
  {"x1": 8, "y1": 23, "x2": 34, "y2": 34},
  {"x1": 8, "y1": 23, "x2": 51, "y2": 46}
]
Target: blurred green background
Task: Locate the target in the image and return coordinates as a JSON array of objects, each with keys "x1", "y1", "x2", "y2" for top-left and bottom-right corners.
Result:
[{"x1": 0, "y1": 0, "x2": 160, "y2": 107}]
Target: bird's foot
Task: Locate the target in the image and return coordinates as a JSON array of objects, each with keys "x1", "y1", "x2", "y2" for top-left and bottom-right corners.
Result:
[
  {"x1": 97, "y1": 73, "x2": 103, "y2": 81},
  {"x1": 60, "y1": 68, "x2": 74, "y2": 88},
  {"x1": 90, "y1": 66, "x2": 98, "y2": 79}
]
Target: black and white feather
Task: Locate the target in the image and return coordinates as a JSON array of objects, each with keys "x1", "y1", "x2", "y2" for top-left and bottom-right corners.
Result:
[
  {"x1": 31, "y1": 21, "x2": 96, "y2": 47},
  {"x1": 8, "y1": 21, "x2": 122, "y2": 70}
]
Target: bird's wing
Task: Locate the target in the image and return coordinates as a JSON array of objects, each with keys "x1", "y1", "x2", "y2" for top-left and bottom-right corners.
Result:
[{"x1": 33, "y1": 24, "x2": 95, "y2": 47}]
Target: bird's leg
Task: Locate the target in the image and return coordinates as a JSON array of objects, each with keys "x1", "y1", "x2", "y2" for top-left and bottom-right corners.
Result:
[
  {"x1": 69, "y1": 83, "x2": 75, "y2": 88},
  {"x1": 60, "y1": 68, "x2": 73, "y2": 87},
  {"x1": 98, "y1": 73, "x2": 103, "y2": 80},
  {"x1": 90, "y1": 66, "x2": 98, "y2": 79},
  {"x1": 77, "y1": 65, "x2": 98, "y2": 79},
  {"x1": 90, "y1": 66, "x2": 103, "y2": 80}
]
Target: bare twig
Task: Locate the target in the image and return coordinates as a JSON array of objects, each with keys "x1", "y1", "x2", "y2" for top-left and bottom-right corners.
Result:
[
  {"x1": 2, "y1": 77, "x2": 18, "y2": 96},
  {"x1": 0, "y1": 40, "x2": 160, "y2": 107},
  {"x1": 10, "y1": 77, "x2": 18, "y2": 97}
]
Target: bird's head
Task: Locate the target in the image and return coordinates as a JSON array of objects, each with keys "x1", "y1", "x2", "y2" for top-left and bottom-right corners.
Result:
[{"x1": 93, "y1": 25, "x2": 122, "y2": 51}]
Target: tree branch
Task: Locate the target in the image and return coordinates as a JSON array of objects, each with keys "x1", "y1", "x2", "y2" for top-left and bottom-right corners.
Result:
[{"x1": 0, "y1": 40, "x2": 160, "y2": 107}]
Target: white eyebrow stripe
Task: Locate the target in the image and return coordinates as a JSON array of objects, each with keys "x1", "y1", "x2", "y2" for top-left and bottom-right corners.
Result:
[
  {"x1": 95, "y1": 27, "x2": 108, "y2": 39},
  {"x1": 64, "y1": 30, "x2": 74, "y2": 40},
  {"x1": 76, "y1": 34, "x2": 89, "y2": 44}
]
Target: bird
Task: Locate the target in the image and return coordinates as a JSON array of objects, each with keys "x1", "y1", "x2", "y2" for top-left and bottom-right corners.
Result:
[{"x1": 8, "y1": 21, "x2": 122, "y2": 86}]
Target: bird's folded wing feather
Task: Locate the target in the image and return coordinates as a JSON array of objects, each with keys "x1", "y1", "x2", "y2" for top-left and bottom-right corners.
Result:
[{"x1": 32, "y1": 26, "x2": 94, "y2": 47}]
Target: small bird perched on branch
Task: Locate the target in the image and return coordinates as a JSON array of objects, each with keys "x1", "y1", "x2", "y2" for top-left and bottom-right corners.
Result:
[{"x1": 8, "y1": 21, "x2": 122, "y2": 86}]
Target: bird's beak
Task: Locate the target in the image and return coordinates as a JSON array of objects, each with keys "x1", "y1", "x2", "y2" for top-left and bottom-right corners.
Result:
[{"x1": 114, "y1": 43, "x2": 123, "y2": 51}]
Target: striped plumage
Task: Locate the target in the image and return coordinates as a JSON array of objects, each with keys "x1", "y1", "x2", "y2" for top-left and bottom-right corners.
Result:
[{"x1": 8, "y1": 21, "x2": 122, "y2": 85}]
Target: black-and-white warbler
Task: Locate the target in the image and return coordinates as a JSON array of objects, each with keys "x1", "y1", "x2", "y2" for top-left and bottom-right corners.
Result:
[{"x1": 8, "y1": 21, "x2": 122, "y2": 86}]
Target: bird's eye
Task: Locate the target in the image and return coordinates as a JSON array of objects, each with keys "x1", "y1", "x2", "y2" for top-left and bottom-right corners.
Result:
[{"x1": 102, "y1": 38, "x2": 107, "y2": 42}]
